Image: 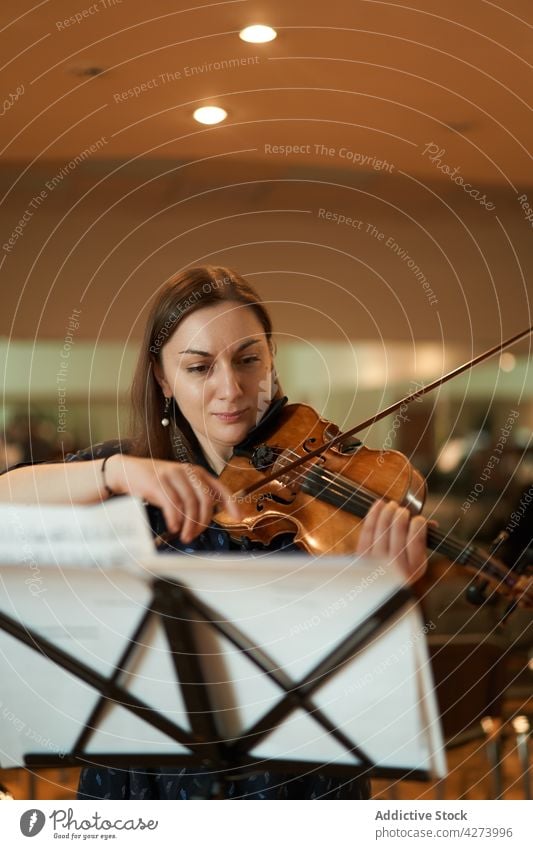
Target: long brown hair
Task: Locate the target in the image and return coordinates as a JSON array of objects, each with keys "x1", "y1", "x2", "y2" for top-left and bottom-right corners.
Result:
[{"x1": 130, "y1": 265, "x2": 280, "y2": 460}]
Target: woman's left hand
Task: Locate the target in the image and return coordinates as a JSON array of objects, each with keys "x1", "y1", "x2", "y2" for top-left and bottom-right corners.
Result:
[{"x1": 356, "y1": 499, "x2": 428, "y2": 584}]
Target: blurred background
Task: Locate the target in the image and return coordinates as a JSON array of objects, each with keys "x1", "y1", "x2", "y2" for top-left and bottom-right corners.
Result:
[{"x1": 1, "y1": 0, "x2": 532, "y2": 800}]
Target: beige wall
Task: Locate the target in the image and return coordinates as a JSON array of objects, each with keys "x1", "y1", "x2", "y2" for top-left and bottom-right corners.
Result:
[{"x1": 1, "y1": 164, "x2": 532, "y2": 348}]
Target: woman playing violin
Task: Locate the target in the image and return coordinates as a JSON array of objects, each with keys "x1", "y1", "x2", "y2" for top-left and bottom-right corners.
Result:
[{"x1": 0, "y1": 265, "x2": 428, "y2": 799}]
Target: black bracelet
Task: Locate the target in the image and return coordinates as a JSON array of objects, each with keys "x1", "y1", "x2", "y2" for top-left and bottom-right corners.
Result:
[{"x1": 101, "y1": 454, "x2": 115, "y2": 498}]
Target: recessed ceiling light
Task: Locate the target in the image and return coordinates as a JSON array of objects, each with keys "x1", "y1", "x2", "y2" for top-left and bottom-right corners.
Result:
[
  {"x1": 193, "y1": 106, "x2": 228, "y2": 125},
  {"x1": 239, "y1": 25, "x2": 277, "y2": 43}
]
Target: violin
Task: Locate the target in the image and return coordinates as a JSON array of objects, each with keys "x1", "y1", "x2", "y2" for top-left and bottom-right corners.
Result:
[
  {"x1": 214, "y1": 402, "x2": 533, "y2": 612},
  {"x1": 155, "y1": 324, "x2": 532, "y2": 611}
]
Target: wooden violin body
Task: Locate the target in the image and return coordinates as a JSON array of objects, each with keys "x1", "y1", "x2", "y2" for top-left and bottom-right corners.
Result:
[{"x1": 217, "y1": 403, "x2": 426, "y2": 555}]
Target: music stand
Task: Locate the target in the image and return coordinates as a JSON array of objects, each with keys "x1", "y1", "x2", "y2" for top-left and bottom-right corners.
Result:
[{"x1": 0, "y1": 555, "x2": 446, "y2": 797}]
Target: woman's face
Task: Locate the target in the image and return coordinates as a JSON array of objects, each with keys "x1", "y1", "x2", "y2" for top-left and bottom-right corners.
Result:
[{"x1": 155, "y1": 302, "x2": 275, "y2": 462}]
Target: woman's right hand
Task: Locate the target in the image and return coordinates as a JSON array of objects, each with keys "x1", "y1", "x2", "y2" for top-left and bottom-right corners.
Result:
[{"x1": 105, "y1": 455, "x2": 239, "y2": 543}]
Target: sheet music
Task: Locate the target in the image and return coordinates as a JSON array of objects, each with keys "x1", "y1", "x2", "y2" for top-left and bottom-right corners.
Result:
[
  {"x1": 0, "y1": 496, "x2": 155, "y2": 570},
  {"x1": 0, "y1": 552, "x2": 446, "y2": 777},
  {"x1": 0, "y1": 568, "x2": 169, "y2": 767},
  {"x1": 144, "y1": 553, "x2": 447, "y2": 777}
]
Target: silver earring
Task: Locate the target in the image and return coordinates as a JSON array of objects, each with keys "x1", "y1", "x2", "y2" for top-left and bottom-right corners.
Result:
[{"x1": 161, "y1": 396, "x2": 171, "y2": 427}]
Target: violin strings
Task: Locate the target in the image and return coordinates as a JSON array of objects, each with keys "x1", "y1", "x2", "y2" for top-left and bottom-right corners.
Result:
[
  {"x1": 265, "y1": 448, "x2": 524, "y2": 595},
  {"x1": 320, "y1": 466, "x2": 530, "y2": 597},
  {"x1": 305, "y1": 464, "x2": 511, "y2": 580},
  {"x1": 304, "y1": 463, "x2": 528, "y2": 597}
]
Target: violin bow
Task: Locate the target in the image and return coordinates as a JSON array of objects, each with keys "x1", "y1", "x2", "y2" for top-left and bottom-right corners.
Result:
[{"x1": 236, "y1": 324, "x2": 533, "y2": 498}]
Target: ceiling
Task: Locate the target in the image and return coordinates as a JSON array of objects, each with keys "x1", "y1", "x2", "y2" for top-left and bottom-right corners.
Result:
[
  {"x1": 1, "y1": 1, "x2": 532, "y2": 351},
  {"x1": 1, "y1": 0, "x2": 532, "y2": 186}
]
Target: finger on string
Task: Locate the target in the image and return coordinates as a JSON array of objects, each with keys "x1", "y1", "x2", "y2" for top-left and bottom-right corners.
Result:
[
  {"x1": 356, "y1": 499, "x2": 386, "y2": 555},
  {"x1": 389, "y1": 505, "x2": 410, "y2": 561},
  {"x1": 372, "y1": 500, "x2": 401, "y2": 557}
]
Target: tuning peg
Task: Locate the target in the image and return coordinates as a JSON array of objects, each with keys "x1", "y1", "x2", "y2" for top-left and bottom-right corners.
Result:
[{"x1": 465, "y1": 530, "x2": 512, "y2": 608}]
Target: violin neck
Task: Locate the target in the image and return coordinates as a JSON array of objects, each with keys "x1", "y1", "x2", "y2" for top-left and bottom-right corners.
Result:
[
  {"x1": 301, "y1": 464, "x2": 489, "y2": 575},
  {"x1": 426, "y1": 525, "x2": 481, "y2": 571},
  {"x1": 300, "y1": 463, "x2": 528, "y2": 604}
]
